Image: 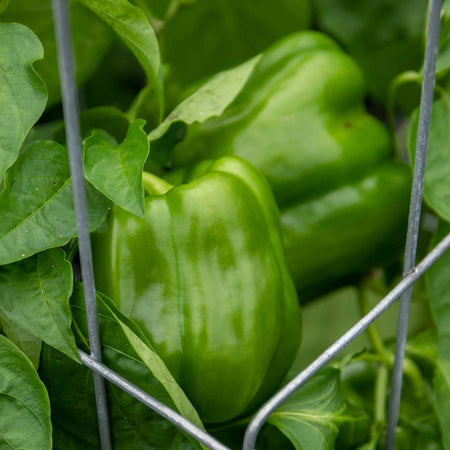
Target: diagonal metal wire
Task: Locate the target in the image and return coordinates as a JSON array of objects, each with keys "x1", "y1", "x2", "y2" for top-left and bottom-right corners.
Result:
[
  {"x1": 79, "y1": 350, "x2": 231, "y2": 450},
  {"x1": 50, "y1": 0, "x2": 446, "y2": 448},
  {"x1": 386, "y1": 0, "x2": 443, "y2": 447},
  {"x1": 242, "y1": 232, "x2": 450, "y2": 450},
  {"x1": 51, "y1": 0, "x2": 111, "y2": 448}
]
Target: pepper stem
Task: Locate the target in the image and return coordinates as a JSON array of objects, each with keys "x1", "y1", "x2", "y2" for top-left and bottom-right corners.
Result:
[{"x1": 142, "y1": 171, "x2": 174, "y2": 196}]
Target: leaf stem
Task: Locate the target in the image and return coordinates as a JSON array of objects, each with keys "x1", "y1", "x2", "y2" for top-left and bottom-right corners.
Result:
[
  {"x1": 142, "y1": 171, "x2": 174, "y2": 196},
  {"x1": 357, "y1": 284, "x2": 391, "y2": 366},
  {"x1": 373, "y1": 364, "x2": 388, "y2": 430},
  {"x1": 386, "y1": 71, "x2": 422, "y2": 158},
  {"x1": 357, "y1": 283, "x2": 426, "y2": 400}
]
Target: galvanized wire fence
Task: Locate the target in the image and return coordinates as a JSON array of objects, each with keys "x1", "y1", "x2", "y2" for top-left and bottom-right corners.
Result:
[{"x1": 51, "y1": 0, "x2": 450, "y2": 449}]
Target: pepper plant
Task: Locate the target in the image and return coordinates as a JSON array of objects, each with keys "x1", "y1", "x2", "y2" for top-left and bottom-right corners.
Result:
[{"x1": 0, "y1": 1, "x2": 450, "y2": 449}]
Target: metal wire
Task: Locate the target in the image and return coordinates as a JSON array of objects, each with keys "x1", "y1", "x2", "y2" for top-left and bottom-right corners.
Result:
[
  {"x1": 242, "y1": 231, "x2": 450, "y2": 450},
  {"x1": 51, "y1": 0, "x2": 112, "y2": 448},
  {"x1": 386, "y1": 0, "x2": 443, "y2": 447},
  {"x1": 78, "y1": 350, "x2": 231, "y2": 450},
  {"x1": 50, "y1": 0, "x2": 447, "y2": 448}
]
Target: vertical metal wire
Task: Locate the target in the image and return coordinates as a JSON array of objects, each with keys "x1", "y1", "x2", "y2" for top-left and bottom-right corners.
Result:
[
  {"x1": 51, "y1": 0, "x2": 112, "y2": 448},
  {"x1": 47, "y1": 0, "x2": 447, "y2": 448},
  {"x1": 386, "y1": 0, "x2": 442, "y2": 447},
  {"x1": 242, "y1": 232, "x2": 450, "y2": 450}
]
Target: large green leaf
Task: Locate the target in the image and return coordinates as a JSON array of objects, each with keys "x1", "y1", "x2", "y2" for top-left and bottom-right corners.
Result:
[
  {"x1": 0, "y1": 22, "x2": 46, "y2": 183},
  {"x1": 160, "y1": 0, "x2": 311, "y2": 105},
  {"x1": 267, "y1": 367, "x2": 352, "y2": 449},
  {"x1": 149, "y1": 56, "x2": 260, "y2": 141},
  {"x1": 0, "y1": 140, "x2": 110, "y2": 265},
  {"x1": 0, "y1": 248, "x2": 78, "y2": 361},
  {"x1": 83, "y1": 119, "x2": 149, "y2": 217},
  {"x1": 409, "y1": 99, "x2": 450, "y2": 222},
  {"x1": 314, "y1": 0, "x2": 428, "y2": 103},
  {"x1": 0, "y1": 335, "x2": 52, "y2": 449},
  {"x1": 40, "y1": 283, "x2": 205, "y2": 449},
  {"x1": 1, "y1": 0, "x2": 113, "y2": 106},
  {"x1": 78, "y1": 0, "x2": 163, "y2": 123}
]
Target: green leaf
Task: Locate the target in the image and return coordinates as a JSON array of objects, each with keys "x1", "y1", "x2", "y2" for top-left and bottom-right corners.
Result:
[
  {"x1": 129, "y1": 0, "x2": 175, "y2": 21},
  {"x1": 0, "y1": 313, "x2": 42, "y2": 368},
  {"x1": 112, "y1": 317, "x2": 203, "y2": 430},
  {"x1": 267, "y1": 367, "x2": 346, "y2": 450},
  {"x1": 78, "y1": 0, "x2": 163, "y2": 123},
  {"x1": 0, "y1": 140, "x2": 110, "y2": 265},
  {"x1": 40, "y1": 283, "x2": 205, "y2": 449},
  {"x1": 426, "y1": 221, "x2": 450, "y2": 448},
  {"x1": 149, "y1": 56, "x2": 260, "y2": 142},
  {"x1": 83, "y1": 119, "x2": 149, "y2": 217},
  {"x1": 0, "y1": 22, "x2": 46, "y2": 183},
  {"x1": 39, "y1": 346, "x2": 100, "y2": 449},
  {"x1": 435, "y1": 1, "x2": 450, "y2": 78},
  {"x1": 434, "y1": 360, "x2": 450, "y2": 449},
  {"x1": 53, "y1": 106, "x2": 131, "y2": 145},
  {"x1": 0, "y1": 248, "x2": 79, "y2": 362},
  {"x1": 406, "y1": 328, "x2": 439, "y2": 373},
  {"x1": 0, "y1": 335, "x2": 52, "y2": 449},
  {"x1": 160, "y1": 0, "x2": 311, "y2": 103},
  {"x1": 357, "y1": 435, "x2": 380, "y2": 450},
  {"x1": 409, "y1": 99, "x2": 450, "y2": 222},
  {"x1": 314, "y1": 0, "x2": 428, "y2": 103},
  {"x1": 1, "y1": 0, "x2": 113, "y2": 106},
  {"x1": 75, "y1": 285, "x2": 205, "y2": 436}
]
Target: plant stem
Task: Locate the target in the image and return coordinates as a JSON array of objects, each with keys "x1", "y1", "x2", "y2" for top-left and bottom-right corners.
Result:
[
  {"x1": 373, "y1": 364, "x2": 388, "y2": 430},
  {"x1": 358, "y1": 284, "x2": 392, "y2": 366},
  {"x1": 386, "y1": 71, "x2": 422, "y2": 158},
  {"x1": 358, "y1": 283, "x2": 426, "y2": 400},
  {"x1": 142, "y1": 171, "x2": 174, "y2": 196}
]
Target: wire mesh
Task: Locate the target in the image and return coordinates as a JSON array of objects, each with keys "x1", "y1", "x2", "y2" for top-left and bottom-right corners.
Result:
[{"x1": 50, "y1": 0, "x2": 449, "y2": 449}]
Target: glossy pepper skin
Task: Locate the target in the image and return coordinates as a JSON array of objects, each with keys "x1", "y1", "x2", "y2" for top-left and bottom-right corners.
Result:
[
  {"x1": 167, "y1": 32, "x2": 411, "y2": 296},
  {"x1": 91, "y1": 156, "x2": 302, "y2": 424}
]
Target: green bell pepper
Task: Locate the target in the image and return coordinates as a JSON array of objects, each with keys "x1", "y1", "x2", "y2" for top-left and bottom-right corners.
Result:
[
  {"x1": 91, "y1": 156, "x2": 302, "y2": 424},
  {"x1": 165, "y1": 31, "x2": 411, "y2": 297}
]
